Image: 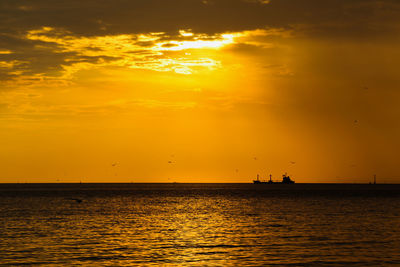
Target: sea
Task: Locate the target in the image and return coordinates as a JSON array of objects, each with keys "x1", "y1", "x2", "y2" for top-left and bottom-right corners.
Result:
[{"x1": 0, "y1": 183, "x2": 399, "y2": 266}]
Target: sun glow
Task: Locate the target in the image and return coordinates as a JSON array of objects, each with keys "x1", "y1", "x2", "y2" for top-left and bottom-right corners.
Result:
[
  {"x1": 22, "y1": 28, "x2": 248, "y2": 79},
  {"x1": 156, "y1": 33, "x2": 242, "y2": 51},
  {"x1": 1, "y1": 0, "x2": 400, "y2": 185},
  {"x1": 179, "y1": 29, "x2": 194, "y2": 37}
]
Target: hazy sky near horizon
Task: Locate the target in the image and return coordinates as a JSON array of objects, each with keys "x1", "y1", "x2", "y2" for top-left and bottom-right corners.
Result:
[{"x1": 1, "y1": 0, "x2": 400, "y2": 183}]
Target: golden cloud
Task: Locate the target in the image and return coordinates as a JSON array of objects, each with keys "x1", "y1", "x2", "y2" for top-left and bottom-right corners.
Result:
[{"x1": 24, "y1": 27, "x2": 248, "y2": 79}]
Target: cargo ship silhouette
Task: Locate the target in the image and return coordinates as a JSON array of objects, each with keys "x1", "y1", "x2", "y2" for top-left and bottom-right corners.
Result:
[{"x1": 253, "y1": 173, "x2": 295, "y2": 184}]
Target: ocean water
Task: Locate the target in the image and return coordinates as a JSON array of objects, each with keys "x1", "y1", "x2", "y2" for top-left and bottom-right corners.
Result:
[{"x1": 0, "y1": 183, "x2": 399, "y2": 266}]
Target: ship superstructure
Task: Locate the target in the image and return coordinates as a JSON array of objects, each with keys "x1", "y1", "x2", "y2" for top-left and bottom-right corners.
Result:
[{"x1": 253, "y1": 173, "x2": 295, "y2": 184}]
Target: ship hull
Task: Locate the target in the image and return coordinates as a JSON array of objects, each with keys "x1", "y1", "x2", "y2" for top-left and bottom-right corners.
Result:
[
  {"x1": 253, "y1": 181, "x2": 295, "y2": 184},
  {"x1": 253, "y1": 173, "x2": 295, "y2": 184}
]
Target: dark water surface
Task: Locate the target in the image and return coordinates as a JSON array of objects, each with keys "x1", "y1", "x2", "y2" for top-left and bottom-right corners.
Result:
[{"x1": 0, "y1": 183, "x2": 399, "y2": 266}]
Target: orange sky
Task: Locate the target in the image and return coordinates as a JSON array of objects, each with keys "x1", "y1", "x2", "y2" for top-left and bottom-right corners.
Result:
[{"x1": 1, "y1": 0, "x2": 400, "y2": 183}]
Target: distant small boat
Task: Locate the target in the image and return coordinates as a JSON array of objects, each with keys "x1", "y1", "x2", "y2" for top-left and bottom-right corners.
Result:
[
  {"x1": 253, "y1": 173, "x2": 295, "y2": 184},
  {"x1": 66, "y1": 198, "x2": 83, "y2": 203}
]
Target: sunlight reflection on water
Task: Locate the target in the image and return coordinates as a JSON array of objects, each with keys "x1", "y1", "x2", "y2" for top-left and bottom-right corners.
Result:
[{"x1": 0, "y1": 183, "x2": 399, "y2": 265}]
